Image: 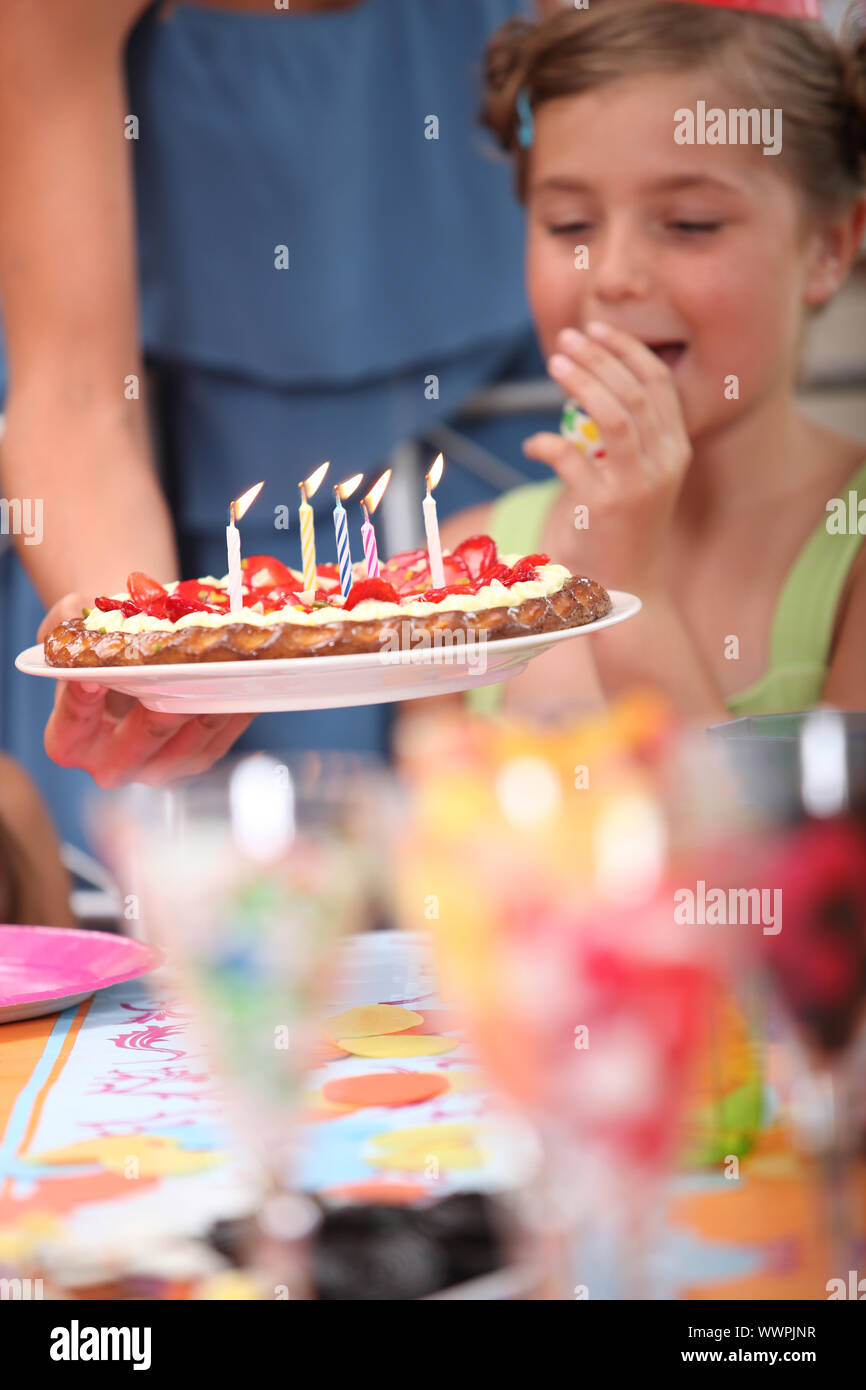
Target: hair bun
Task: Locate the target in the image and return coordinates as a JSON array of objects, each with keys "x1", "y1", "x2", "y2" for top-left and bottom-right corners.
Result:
[
  {"x1": 841, "y1": 0, "x2": 866, "y2": 166},
  {"x1": 480, "y1": 17, "x2": 535, "y2": 152}
]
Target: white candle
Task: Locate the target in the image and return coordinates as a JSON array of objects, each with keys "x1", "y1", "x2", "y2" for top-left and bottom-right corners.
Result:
[
  {"x1": 226, "y1": 482, "x2": 264, "y2": 614},
  {"x1": 227, "y1": 504, "x2": 243, "y2": 613}
]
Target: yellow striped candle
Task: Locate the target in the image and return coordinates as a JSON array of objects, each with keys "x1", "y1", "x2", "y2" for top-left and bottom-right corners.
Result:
[{"x1": 298, "y1": 461, "x2": 330, "y2": 593}]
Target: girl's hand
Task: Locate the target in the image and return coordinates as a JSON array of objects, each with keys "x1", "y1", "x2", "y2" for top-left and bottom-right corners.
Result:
[
  {"x1": 39, "y1": 594, "x2": 255, "y2": 789},
  {"x1": 523, "y1": 322, "x2": 692, "y2": 592}
]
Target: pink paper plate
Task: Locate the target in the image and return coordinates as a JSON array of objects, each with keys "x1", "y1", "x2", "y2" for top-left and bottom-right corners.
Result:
[{"x1": 0, "y1": 926, "x2": 163, "y2": 1024}]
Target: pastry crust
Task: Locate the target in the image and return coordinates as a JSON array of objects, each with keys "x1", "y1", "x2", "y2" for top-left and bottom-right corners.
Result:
[{"x1": 44, "y1": 576, "x2": 611, "y2": 667}]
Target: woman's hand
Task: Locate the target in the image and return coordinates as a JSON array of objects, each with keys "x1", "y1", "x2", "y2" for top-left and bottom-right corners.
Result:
[
  {"x1": 523, "y1": 322, "x2": 692, "y2": 593},
  {"x1": 38, "y1": 595, "x2": 255, "y2": 789}
]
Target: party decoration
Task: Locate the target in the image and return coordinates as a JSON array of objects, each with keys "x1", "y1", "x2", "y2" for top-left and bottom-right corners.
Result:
[
  {"x1": 322, "y1": 1073, "x2": 449, "y2": 1109},
  {"x1": 321, "y1": 1005, "x2": 423, "y2": 1040},
  {"x1": 560, "y1": 399, "x2": 605, "y2": 460},
  {"x1": 335, "y1": 1033, "x2": 459, "y2": 1058}
]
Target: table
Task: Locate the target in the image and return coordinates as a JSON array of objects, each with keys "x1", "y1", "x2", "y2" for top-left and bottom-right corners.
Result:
[{"x1": 1, "y1": 932, "x2": 862, "y2": 1298}]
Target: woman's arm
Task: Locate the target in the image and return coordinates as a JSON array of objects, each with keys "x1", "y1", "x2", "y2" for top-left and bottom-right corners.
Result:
[
  {"x1": 0, "y1": 0, "x2": 177, "y2": 603},
  {"x1": 0, "y1": 0, "x2": 255, "y2": 786}
]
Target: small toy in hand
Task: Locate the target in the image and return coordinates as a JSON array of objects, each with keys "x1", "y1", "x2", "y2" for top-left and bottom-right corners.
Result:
[{"x1": 561, "y1": 399, "x2": 606, "y2": 460}]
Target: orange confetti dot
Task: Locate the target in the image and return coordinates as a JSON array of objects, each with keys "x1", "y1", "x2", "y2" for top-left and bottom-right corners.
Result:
[
  {"x1": 321, "y1": 1181, "x2": 429, "y2": 1206},
  {"x1": 322, "y1": 1073, "x2": 449, "y2": 1110}
]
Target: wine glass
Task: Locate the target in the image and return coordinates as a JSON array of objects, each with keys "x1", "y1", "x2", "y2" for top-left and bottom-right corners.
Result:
[
  {"x1": 398, "y1": 701, "x2": 745, "y2": 1298},
  {"x1": 96, "y1": 749, "x2": 398, "y2": 1298},
  {"x1": 710, "y1": 710, "x2": 866, "y2": 1281}
]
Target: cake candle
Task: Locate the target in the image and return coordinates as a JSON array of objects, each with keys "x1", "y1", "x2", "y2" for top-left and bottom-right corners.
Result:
[
  {"x1": 423, "y1": 453, "x2": 445, "y2": 589},
  {"x1": 333, "y1": 472, "x2": 364, "y2": 597},
  {"x1": 361, "y1": 469, "x2": 391, "y2": 579},
  {"x1": 226, "y1": 481, "x2": 264, "y2": 613},
  {"x1": 299, "y1": 461, "x2": 330, "y2": 593}
]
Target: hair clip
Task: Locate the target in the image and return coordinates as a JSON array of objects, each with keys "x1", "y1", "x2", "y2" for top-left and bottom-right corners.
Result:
[{"x1": 516, "y1": 87, "x2": 534, "y2": 149}]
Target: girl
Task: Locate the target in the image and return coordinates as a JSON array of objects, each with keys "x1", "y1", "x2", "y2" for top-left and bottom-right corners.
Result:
[
  {"x1": 0, "y1": 754, "x2": 74, "y2": 926},
  {"x1": 437, "y1": 0, "x2": 866, "y2": 724}
]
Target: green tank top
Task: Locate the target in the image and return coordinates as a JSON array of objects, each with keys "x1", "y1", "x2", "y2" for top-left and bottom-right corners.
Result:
[{"x1": 467, "y1": 462, "x2": 866, "y2": 718}]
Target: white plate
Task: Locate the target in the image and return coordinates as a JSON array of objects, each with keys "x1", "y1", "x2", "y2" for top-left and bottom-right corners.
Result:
[{"x1": 15, "y1": 591, "x2": 640, "y2": 713}]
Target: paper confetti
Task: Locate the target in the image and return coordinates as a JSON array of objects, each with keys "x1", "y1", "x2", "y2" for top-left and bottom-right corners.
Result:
[
  {"x1": 321, "y1": 1181, "x2": 430, "y2": 1205},
  {"x1": 400, "y1": 1009, "x2": 463, "y2": 1035},
  {"x1": 335, "y1": 1033, "x2": 460, "y2": 1059},
  {"x1": 366, "y1": 1123, "x2": 484, "y2": 1172},
  {"x1": 322, "y1": 1073, "x2": 449, "y2": 1110},
  {"x1": 322, "y1": 1005, "x2": 423, "y2": 1041},
  {"x1": 27, "y1": 1135, "x2": 227, "y2": 1178}
]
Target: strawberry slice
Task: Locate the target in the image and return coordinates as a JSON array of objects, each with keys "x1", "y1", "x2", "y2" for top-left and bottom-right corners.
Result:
[
  {"x1": 316, "y1": 563, "x2": 340, "y2": 582},
  {"x1": 343, "y1": 577, "x2": 401, "y2": 610},
  {"x1": 442, "y1": 553, "x2": 471, "y2": 586},
  {"x1": 165, "y1": 594, "x2": 220, "y2": 622},
  {"x1": 127, "y1": 571, "x2": 168, "y2": 606},
  {"x1": 241, "y1": 555, "x2": 298, "y2": 590},
  {"x1": 452, "y1": 534, "x2": 497, "y2": 581},
  {"x1": 94, "y1": 594, "x2": 147, "y2": 615},
  {"x1": 498, "y1": 558, "x2": 542, "y2": 585}
]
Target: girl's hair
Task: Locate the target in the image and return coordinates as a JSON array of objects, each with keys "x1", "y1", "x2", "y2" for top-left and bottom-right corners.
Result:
[
  {"x1": 480, "y1": 0, "x2": 866, "y2": 217},
  {"x1": 0, "y1": 816, "x2": 29, "y2": 924}
]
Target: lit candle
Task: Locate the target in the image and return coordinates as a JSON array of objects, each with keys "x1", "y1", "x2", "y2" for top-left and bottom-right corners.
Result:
[
  {"x1": 226, "y1": 481, "x2": 264, "y2": 613},
  {"x1": 361, "y1": 469, "x2": 391, "y2": 579},
  {"x1": 333, "y1": 472, "x2": 364, "y2": 597},
  {"x1": 422, "y1": 453, "x2": 445, "y2": 589},
  {"x1": 298, "y1": 461, "x2": 330, "y2": 593}
]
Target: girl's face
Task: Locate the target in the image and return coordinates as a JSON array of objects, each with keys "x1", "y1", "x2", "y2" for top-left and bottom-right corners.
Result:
[{"x1": 526, "y1": 71, "x2": 819, "y2": 439}]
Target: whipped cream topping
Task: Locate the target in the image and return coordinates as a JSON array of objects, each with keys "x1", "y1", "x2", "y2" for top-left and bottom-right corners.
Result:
[{"x1": 82, "y1": 558, "x2": 573, "y2": 635}]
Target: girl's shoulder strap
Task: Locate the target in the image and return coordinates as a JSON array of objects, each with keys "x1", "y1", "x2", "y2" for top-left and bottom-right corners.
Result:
[
  {"x1": 488, "y1": 478, "x2": 564, "y2": 556},
  {"x1": 767, "y1": 459, "x2": 866, "y2": 674}
]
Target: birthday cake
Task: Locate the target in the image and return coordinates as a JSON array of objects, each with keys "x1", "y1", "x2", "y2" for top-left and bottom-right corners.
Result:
[{"x1": 43, "y1": 538, "x2": 611, "y2": 666}]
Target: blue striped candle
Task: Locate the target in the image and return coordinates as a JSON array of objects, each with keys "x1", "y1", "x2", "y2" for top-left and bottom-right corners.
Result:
[{"x1": 333, "y1": 487, "x2": 354, "y2": 597}]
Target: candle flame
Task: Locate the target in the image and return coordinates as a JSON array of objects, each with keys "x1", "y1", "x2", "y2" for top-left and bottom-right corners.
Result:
[
  {"x1": 364, "y1": 468, "x2": 392, "y2": 516},
  {"x1": 232, "y1": 481, "x2": 265, "y2": 522},
  {"x1": 426, "y1": 453, "x2": 444, "y2": 493},
  {"x1": 302, "y1": 461, "x2": 330, "y2": 499},
  {"x1": 335, "y1": 472, "x2": 364, "y2": 502}
]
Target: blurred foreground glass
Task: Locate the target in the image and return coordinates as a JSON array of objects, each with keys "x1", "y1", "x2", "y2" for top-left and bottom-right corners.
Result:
[
  {"x1": 710, "y1": 710, "x2": 866, "y2": 1279},
  {"x1": 398, "y1": 696, "x2": 754, "y2": 1298},
  {"x1": 94, "y1": 750, "x2": 399, "y2": 1298}
]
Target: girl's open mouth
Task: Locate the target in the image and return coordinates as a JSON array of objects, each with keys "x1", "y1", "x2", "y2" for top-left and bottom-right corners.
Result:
[{"x1": 646, "y1": 341, "x2": 687, "y2": 370}]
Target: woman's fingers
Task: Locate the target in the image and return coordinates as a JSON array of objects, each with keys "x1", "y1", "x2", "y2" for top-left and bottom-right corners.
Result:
[
  {"x1": 44, "y1": 677, "x2": 256, "y2": 788},
  {"x1": 134, "y1": 712, "x2": 256, "y2": 785},
  {"x1": 44, "y1": 681, "x2": 111, "y2": 770}
]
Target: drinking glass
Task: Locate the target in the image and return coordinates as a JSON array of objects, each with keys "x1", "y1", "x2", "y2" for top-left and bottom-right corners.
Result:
[{"x1": 96, "y1": 750, "x2": 398, "y2": 1297}]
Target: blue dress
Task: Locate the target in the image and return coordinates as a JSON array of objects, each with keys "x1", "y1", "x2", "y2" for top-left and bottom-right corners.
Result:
[{"x1": 1, "y1": 0, "x2": 555, "y2": 849}]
